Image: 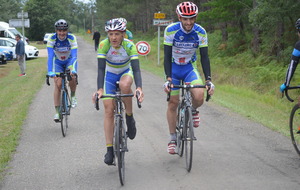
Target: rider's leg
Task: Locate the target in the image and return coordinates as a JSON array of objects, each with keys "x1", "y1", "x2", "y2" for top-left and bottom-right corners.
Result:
[
  {"x1": 119, "y1": 75, "x2": 137, "y2": 139},
  {"x1": 167, "y1": 95, "x2": 179, "y2": 154},
  {"x1": 167, "y1": 95, "x2": 179, "y2": 135},
  {"x1": 103, "y1": 99, "x2": 115, "y2": 165},
  {"x1": 190, "y1": 88, "x2": 204, "y2": 109},
  {"x1": 103, "y1": 99, "x2": 115, "y2": 145},
  {"x1": 119, "y1": 75, "x2": 133, "y2": 114},
  {"x1": 53, "y1": 77, "x2": 62, "y2": 121}
]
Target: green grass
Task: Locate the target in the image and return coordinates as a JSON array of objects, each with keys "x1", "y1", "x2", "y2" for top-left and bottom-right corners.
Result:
[{"x1": 0, "y1": 57, "x2": 46, "y2": 178}]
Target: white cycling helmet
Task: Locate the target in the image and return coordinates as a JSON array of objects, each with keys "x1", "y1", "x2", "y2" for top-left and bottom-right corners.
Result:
[
  {"x1": 118, "y1": 17, "x2": 127, "y2": 24},
  {"x1": 105, "y1": 18, "x2": 126, "y2": 32}
]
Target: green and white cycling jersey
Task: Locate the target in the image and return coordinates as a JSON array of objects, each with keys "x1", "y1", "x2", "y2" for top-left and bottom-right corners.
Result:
[{"x1": 97, "y1": 38, "x2": 138, "y2": 74}]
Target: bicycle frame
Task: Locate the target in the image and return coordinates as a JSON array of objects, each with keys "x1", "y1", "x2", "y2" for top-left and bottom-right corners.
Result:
[
  {"x1": 46, "y1": 68, "x2": 77, "y2": 137},
  {"x1": 94, "y1": 81, "x2": 141, "y2": 185},
  {"x1": 168, "y1": 81, "x2": 210, "y2": 172}
]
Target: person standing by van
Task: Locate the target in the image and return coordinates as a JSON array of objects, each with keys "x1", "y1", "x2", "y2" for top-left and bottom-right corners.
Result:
[{"x1": 15, "y1": 34, "x2": 26, "y2": 76}]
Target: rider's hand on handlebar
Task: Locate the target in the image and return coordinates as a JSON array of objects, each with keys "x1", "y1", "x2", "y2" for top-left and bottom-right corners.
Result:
[
  {"x1": 135, "y1": 87, "x2": 144, "y2": 103},
  {"x1": 280, "y1": 83, "x2": 287, "y2": 93},
  {"x1": 164, "y1": 80, "x2": 172, "y2": 93},
  {"x1": 47, "y1": 71, "x2": 56, "y2": 77},
  {"x1": 92, "y1": 89, "x2": 103, "y2": 104},
  {"x1": 206, "y1": 81, "x2": 215, "y2": 96}
]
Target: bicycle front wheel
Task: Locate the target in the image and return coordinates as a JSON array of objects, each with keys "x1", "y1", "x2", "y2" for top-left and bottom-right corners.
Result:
[
  {"x1": 184, "y1": 107, "x2": 194, "y2": 172},
  {"x1": 115, "y1": 116, "x2": 125, "y2": 185},
  {"x1": 176, "y1": 103, "x2": 184, "y2": 157},
  {"x1": 289, "y1": 104, "x2": 300, "y2": 156},
  {"x1": 60, "y1": 91, "x2": 68, "y2": 137}
]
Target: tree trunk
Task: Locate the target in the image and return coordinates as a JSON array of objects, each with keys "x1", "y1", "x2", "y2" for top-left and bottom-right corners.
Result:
[
  {"x1": 251, "y1": 0, "x2": 261, "y2": 55},
  {"x1": 220, "y1": 22, "x2": 228, "y2": 42}
]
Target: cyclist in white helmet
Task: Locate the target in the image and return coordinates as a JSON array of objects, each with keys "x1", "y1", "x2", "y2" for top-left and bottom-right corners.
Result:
[{"x1": 93, "y1": 18, "x2": 144, "y2": 165}]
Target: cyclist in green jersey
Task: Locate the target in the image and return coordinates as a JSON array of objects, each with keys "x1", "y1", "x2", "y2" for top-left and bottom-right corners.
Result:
[{"x1": 93, "y1": 18, "x2": 144, "y2": 165}]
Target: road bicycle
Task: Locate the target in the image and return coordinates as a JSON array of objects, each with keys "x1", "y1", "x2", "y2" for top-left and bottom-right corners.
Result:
[
  {"x1": 167, "y1": 82, "x2": 210, "y2": 172},
  {"x1": 283, "y1": 86, "x2": 300, "y2": 156},
  {"x1": 46, "y1": 68, "x2": 77, "y2": 137},
  {"x1": 95, "y1": 81, "x2": 141, "y2": 185}
]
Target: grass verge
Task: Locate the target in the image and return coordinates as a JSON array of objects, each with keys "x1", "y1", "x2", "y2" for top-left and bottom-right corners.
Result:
[{"x1": 0, "y1": 57, "x2": 46, "y2": 178}]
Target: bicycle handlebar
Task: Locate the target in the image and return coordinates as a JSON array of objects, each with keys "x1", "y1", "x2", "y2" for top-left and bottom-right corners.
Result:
[
  {"x1": 166, "y1": 83, "x2": 211, "y2": 102},
  {"x1": 94, "y1": 92, "x2": 142, "y2": 111},
  {"x1": 136, "y1": 91, "x2": 142, "y2": 108},
  {"x1": 284, "y1": 86, "x2": 300, "y2": 102},
  {"x1": 45, "y1": 69, "x2": 78, "y2": 86}
]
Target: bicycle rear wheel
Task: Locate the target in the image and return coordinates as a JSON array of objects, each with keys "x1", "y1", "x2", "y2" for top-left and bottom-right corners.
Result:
[
  {"x1": 184, "y1": 107, "x2": 194, "y2": 172},
  {"x1": 115, "y1": 116, "x2": 125, "y2": 185},
  {"x1": 289, "y1": 104, "x2": 300, "y2": 156},
  {"x1": 176, "y1": 103, "x2": 184, "y2": 157},
  {"x1": 60, "y1": 91, "x2": 68, "y2": 137}
]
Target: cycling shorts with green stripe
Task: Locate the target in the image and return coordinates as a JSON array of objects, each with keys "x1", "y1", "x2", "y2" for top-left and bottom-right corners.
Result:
[{"x1": 170, "y1": 62, "x2": 203, "y2": 95}]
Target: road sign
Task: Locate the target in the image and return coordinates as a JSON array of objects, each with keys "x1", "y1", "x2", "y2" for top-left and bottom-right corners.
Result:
[
  {"x1": 17, "y1": 12, "x2": 28, "y2": 18},
  {"x1": 136, "y1": 41, "x2": 151, "y2": 56},
  {"x1": 153, "y1": 19, "x2": 173, "y2": 26},
  {"x1": 154, "y1": 13, "x2": 165, "y2": 19},
  {"x1": 9, "y1": 19, "x2": 30, "y2": 28}
]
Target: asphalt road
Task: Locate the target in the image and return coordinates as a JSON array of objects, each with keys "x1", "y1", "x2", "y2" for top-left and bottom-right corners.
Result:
[{"x1": 1, "y1": 37, "x2": 300, "y2": 190}]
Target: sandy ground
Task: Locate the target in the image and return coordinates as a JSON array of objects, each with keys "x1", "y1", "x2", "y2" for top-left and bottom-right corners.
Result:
[{"x1": 39, "y1": 49, "x2": 47, "y2": 57}]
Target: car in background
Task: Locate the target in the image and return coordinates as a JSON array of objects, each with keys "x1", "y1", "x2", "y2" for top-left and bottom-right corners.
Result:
[
  {"x1": 0, "y1": 37, "x2": 39, "y2": 59},
  {"x1": 0, "y1": 51, "x2": 7, "y2": 64},
  {"x1": 43, "y1": 33, "x2": 53, "y2": 44},
  {"x1": 0, "y1": 48, "x2": 13, "y2": 61}
]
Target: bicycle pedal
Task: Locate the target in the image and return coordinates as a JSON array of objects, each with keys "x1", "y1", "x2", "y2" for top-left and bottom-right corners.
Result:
[{"x1": 193, "y1": 136, "x2": 197, "y2": 140}]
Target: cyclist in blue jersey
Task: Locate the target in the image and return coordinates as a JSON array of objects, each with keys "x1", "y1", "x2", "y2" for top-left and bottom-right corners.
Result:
[
  {"x1": 280, "y1": 18, "x2": 300, "y2": 93},
  {"x1": 47, "y1": 19, "x2": 78, "y2": 122},
  {"x1": 93, "y1": 18, "x2": 144, "y2": 165},
  {"x1": 163, "y1": 2, "x2": 215, "y2": 154}
]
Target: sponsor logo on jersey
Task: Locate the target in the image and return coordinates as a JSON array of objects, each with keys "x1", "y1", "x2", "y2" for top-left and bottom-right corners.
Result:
[{"x1": 174, "y1": 42, "x2": 195, "y2": 48}]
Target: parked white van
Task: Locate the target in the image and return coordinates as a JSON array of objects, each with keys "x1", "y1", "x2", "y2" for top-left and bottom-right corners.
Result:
[{"x1": 0, "y1": 21, "x2": 28, "y2": 42}]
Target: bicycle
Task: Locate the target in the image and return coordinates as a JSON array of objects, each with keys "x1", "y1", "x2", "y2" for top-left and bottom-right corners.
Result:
[
  {"x1": 283, "y1": 86, "x2": 300, "y2": 156},
  {"x1": 95, "y1": 81, "x2": 141, "y2": 185},
  {"x1": 46, "y1": 68, "x2": 77, "y2": 137},
  {"x1": 167, "y1": 81, "x2": 210, "y2": 172}
]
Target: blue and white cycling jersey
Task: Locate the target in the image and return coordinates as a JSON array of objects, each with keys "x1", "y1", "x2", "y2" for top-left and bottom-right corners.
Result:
[
  {"x1": 164, "y1": 22, "x2": 208, "y2": 65},
  {"x1": 47, "y1": 33, "x2": 78, "y2": 73}
]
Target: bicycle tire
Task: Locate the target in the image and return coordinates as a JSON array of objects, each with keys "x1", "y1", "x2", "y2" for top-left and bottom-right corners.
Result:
[
  {"x1": 184, "y1": 106, "x2": 194, "y2": 172},
  {"x1": 60, "y1": 91, "x2": 68, "y2": 137},
  {"x1": 289, "y1": 104, "x2": 300, "y2": 156},
  {"x1": 176, "y1": 103, "x2": 184, "y2": 157},
  {"x1": 115, "y1": 116, "x2": 125, "y2": 185}
]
